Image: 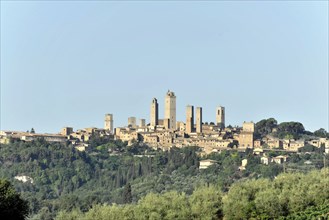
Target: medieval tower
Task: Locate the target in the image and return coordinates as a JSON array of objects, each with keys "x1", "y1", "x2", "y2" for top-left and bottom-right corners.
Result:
[
  {"x1": 128, "y1": 117, "x2": 137, "y2": 128},
  {"x1": 186, "y1": 105, "x2": 194, "y2": 133},
  {"x1": 150, "y1": 98, "x2": 159, "y2": 127},
  {"x1": 104, "y1": 114, "x2": 114, "y2": 133},
  {"x1": 216, "y1": 106, "x2": 225, "y2": 129},
  {"x1": 196, "y1": 107, "x2": 202, "y2": 133},
  {"x1": 164, "y1": 90, "x2": 176, "y2": 130}
]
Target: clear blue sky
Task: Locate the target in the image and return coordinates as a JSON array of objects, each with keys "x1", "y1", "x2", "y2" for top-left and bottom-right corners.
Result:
[{"x1": 1, "y1": 1, "x2": 328, "y2": 133}]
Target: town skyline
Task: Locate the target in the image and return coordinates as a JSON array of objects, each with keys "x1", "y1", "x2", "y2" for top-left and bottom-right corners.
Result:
[
  {"x1": 2, "y1": 89, "x2": 327, "y2": 155},
  {"x1": 1, "y1": 1, "x2": 328, "y2": 133},
  {"x1": 1, "y1": 88, "x2": 327, "y2": 135},
  {"x1": 1, "y1": 86, "x2": 328, "y2": 134}
]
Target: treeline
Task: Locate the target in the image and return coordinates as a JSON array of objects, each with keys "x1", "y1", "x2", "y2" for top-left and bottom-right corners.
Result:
[
  {"x1": 55, "y1": 169, "x2": 329, "y2": 220},
  {"x1": 254, "y1": 118, "x2": 329, "y2": 140}
]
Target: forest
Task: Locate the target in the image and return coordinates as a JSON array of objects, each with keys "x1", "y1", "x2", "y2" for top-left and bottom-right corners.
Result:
[{"x1": 0, "y1": 127, "x2": 328, "y2": 219}]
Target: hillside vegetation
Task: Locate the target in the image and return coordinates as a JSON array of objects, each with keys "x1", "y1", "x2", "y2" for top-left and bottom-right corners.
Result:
[
  {"x1": 55, "y1": 169, "x2": 329, "y2": 220},
  {"x1": 0, "y1": 129, "x2": 327, "y2": 219},
  {"x1": 0, "y1": 138, "x2": 284, "y2": 219}
]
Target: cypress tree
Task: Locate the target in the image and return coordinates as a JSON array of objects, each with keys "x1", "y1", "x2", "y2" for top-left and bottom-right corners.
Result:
[{"x1": 123, "y1": 183, "x2": 132, "y2": 204}]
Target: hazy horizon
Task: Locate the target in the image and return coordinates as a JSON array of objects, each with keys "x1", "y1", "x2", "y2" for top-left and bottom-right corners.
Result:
[{"x1": 1, "y1": 1, "x2": 328, "y2": 133}]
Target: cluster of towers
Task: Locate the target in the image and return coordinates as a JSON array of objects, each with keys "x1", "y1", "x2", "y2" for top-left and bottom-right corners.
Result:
[
  {"x1": 104, "y1": 90, "x2": 225, "y2": 134},
  {"x1": 150, "y1": 90, "x2": 177, "y2": 130},
  {"x1": 186, "y1": 105, "x2": 203, "y2": 133},
  {"x1": 150, "y1": 90, "x2": 225, "y2": 133}
]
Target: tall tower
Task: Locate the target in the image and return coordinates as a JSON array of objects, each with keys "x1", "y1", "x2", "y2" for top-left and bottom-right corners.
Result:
[
  {"x1": 239, "y1": 122, "x2": 255, "y2": 148},
  {"x1": 186, "y1": 105, "x2": 194, "y2": 133},
  {"x1": 216, "y1": 106, "x2": 225, "y2": 129},
  {"x1": 104, "y1": 114, "x2": 114, "y2": 133},
  {"x1": 139, "y1": 119, "x2": 146, "y2": 127},
  {"x1": 196, "y1": 107, "x2": 202, "y2": 133},
  {"x1": 128, "y1": 117, "x2": 136, "y2": 128},
  {"x1": 150, "y1": 98, "x2": 159, "y2": 127},
  {"x1": 164, "y1": 90, "x2": 176, "y2": 130}
]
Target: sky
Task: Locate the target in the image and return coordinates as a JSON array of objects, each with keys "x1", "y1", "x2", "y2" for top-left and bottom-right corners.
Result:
[{"x1": 1, "y1": 1, "x2": 328, "y2": 133}]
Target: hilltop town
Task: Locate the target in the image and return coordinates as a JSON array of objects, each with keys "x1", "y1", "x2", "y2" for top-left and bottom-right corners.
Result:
[
  {"x1": 1, "y1": 90, "x2": 328, "y2": 220},
  {"x1": 1, "y1": 90, "x2": 329, "y2": 158}
]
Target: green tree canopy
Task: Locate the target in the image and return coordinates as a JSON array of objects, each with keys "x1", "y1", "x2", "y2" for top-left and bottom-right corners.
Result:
[
  {"x1": 0, "y1": 179, "x2": 29, "y2": 220},
  {"x1": 254, "y1": 118, "x2": 278, "y2": 139},
  {"x1": 314, "y1": 128, "x2": 328, "y2": 138},
  {"x1": 123, "y1": 183, "x2": 132, "y2": 204},
  {"x1": 276, "y1": 121, "x2": 305, "y2": 139}
]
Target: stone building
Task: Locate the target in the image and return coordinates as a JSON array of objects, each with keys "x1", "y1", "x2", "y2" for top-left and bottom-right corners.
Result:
[
  {"x1": 61, "y1": 127, "x2": 73, "y2": 136},
  {"x1": 196, "y1": 107, "x2": 202, "y2": 133},
  {"x1": 216, "y1": 106, "x2": 225, "y2": 129},
  {"x1": 139, "y1": 119, "x2": 146, "y2": 127},
  {"x1": 253, "y1": 139, "x2": 262, "y2": 148},
  {"x1": 242, "y1": 122, "x2": 255, "y2": 132},
  {"x1": 164, "y1": 90, "x2": 176, "y2": 130},
  {"x1": 261, "y1": 156, "x2": 270, "y2": 165},
  {"x1": 150, "y1": 98, "x2": 159, "y2": 127},
  {"x1": 238, "y1": 122, "x2": 255, "y2": 148},
  {"x1": 163, "y1": 118, "x2": 170, "y2": 130},
  {"x1": 104, "y1": 114, "x2": 114, "y2": 133},
  {"x1": 199, "y1": 159, "x2": 217, "y2": 169},
  {"x1": 128, "y1": 117, "x2": 137, "y2": 128},
  {"x1": 267, "y1": 139, "x2": 283, "y2": 149},
  {"x1": 186, "y1": 105, "x2": 194, "y2": 133}
]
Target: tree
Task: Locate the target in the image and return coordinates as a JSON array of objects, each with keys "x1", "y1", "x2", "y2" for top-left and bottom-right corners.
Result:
[
  {"x1": 135, "y1": 191, "x2": 190, "y2": 220},
  {"x1": 314, "y1": 128, "x2": 328, "y2": 138},
  {"x1": 30, "y1": 128, "x2": 35, "y2": 134},
  {"x1": 123, "y1": 183, "x2": 132, "y2": 204},
  {"x1": 276, "y1": 122, "x2": 305, "y2": 139},
  {"x1": 189, "y1": 186, "x2": 223, "y2": 219},
  {"x1": 0, "y1": 179, "x2": 29, "y2": 220},
  {"x1": 254, "y1": 118, "x2": 278, "y2": 139}
]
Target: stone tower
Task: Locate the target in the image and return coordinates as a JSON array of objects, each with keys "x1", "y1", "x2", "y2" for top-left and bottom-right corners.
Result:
[
  {"x1": 104, "y1": 114, "x2": 114, "y2": 133},
  {"x1": 164, "y1": 90, "x2": 176, "y2": 130},
  {"x1": 150, "y1": 98, "x2": 159, "y2": 127},
  {"x1": 186, "y1": 105, "x2": 194, "y2": 133},
  {"x1": 128, "y1": 117, "x2": 136, "y2": 128},
  {"x1": 239, "y1": 122, "x2": 255, "y2": 148},
  {"x1": 243, "y1": 122, "x2": 255, "y2": 132},
  {"x1": 216, "y1": 106, "x2": 225, "y2": 129},
  {"x1": 139, "y1": 119, "x2": 146, "y2": 127},
  {"x1": 196, "y1": 107, "x2": 202, "y2": 133}
]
